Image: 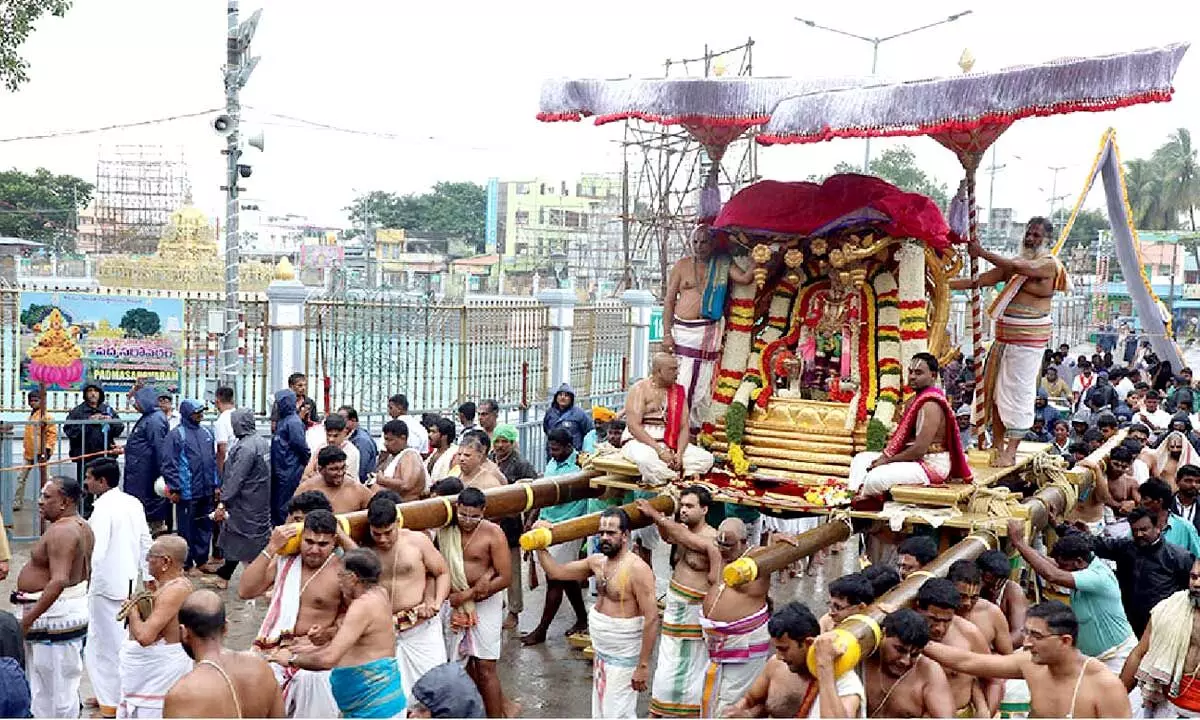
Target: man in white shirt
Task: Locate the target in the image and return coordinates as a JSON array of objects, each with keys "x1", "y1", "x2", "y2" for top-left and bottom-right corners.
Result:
[
  {"x1": 1114, "y1": 369, "x2": 1137, "y2": 404},
  {"x1": 83, "y1": 458, "x2": 152, "y2": 718},
  {"x1": 212, "y1": 386, "x2": 237, "y2": 475},
  {"x1": 158, "y1": 394, "x2": 182, "y2": 431},
  {"x1": 388, "y1": 393, "x2": 429, "y2": 455},
  {"x1": 1136, "y1": 390, "x2": 1173, "y2": 436},
  {"x1": 1071, "y1": 360, "x2": 1096, "y2": 410},
  {"x1": 302, "y1": 413, "x2": 361, "y2": 484}
]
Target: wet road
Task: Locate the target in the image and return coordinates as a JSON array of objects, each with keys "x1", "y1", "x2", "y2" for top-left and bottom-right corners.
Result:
[{"x1": 1, "y1": 523, "x2": 857, "y2": 718}]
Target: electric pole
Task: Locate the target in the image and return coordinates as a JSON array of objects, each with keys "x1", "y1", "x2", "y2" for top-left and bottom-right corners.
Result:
[
  {"x1": 1047, "y1": 165, "x2": 1067, "y2": 220},
  {"x1": 220, "y1": 1, "x2": 262, "y2": 390},
  {"x1": 984, "y1": 145, "x2": 1006, "y2": 250}
]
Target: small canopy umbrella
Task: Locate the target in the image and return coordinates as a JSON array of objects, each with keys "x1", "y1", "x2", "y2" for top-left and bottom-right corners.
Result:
[{"x1": 757, "y1": 42, "x2": 1189, "y2": 444}]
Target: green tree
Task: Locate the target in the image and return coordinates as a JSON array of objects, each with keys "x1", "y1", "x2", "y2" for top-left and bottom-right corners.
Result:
[
  {"x1": 1152, "y1": 128, "x2": 1200, "y2": 231},
  {"x1": 2, "y1": 0, "x2": 72, "y2": 92},
  {"x1": 345, "y1": 182, "x2": 487, "y2": 250},
  {"x1": 1125, "y1": 157, "x2": 1177, "y2": 231},
  {"x1": 1051, "y1": 208, "x2": 1110, "y2": 250},
  {"x1": 20, "y1": 303, "x2": 70, "y2": 330},
  {"x1": 0, "y1": 167, "x2": 93, "y2": 253},
  {"x1": 825, "y1": 145, "x2": 950, "y2": 209},
  {"x1": 118, "y1": 308, "x2": 161, "y2": 338}
]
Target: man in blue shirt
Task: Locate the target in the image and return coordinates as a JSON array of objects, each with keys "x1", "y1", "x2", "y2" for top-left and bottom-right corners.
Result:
[
  {"x1": 1140, "y1": 476, "x2": 1200, "y2": 557},
  {"x1": 1006, "y1": 521, "x2": 1135, "y2": 672},
  {"x1": 338, "y1": 406, "x2": 378, "y2": 484},
  {"x1": 521, "y1": 428, "x2": 588, "y2": 647}
]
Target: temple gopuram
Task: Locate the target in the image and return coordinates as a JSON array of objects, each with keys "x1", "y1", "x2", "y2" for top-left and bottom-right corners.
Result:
[{"x1": 96, "y1": 202, "x2": 273, "y2": 292}]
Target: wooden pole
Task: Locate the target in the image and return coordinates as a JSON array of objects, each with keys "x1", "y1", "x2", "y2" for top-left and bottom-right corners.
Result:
[
  {"x1": 281, "y1": 471, "x2": 604, "y2": 554},
  {"x1": 723, "y1": 519, "x2": 851, "y2": 587},
  {"x1": 964, "y1": 161, "x2": 988, "y2": 449},
  {"x1": 520, "y1": 493, "x2": 677, "y2": 551}
]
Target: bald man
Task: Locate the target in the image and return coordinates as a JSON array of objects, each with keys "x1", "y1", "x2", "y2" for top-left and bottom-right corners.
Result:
[
  {"x1": 164, "y1": 591, "x2": 284, "y2": 718},
  {"x1": 698, "y1": 518, "x2": 775, "y2": 717},
  {"x1": 621, "y1": 353, "x2": 715, "y2": 485},
  {"x1": 118, "y1": 535, "x2": 195, "y2": 718}
]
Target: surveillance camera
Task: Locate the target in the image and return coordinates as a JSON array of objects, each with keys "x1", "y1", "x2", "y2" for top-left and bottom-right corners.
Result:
[
  {"x1": 213, "y1": 115, "x2": 236, "y2": 136},
  {"x1": 238, "y1": 164, "x2": 252, "y2": 178}
]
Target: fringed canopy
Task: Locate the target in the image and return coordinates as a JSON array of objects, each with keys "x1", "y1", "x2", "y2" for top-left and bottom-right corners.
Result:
[{"x1": 758, "y1": 43, "x2": 1189, "y2": 146}]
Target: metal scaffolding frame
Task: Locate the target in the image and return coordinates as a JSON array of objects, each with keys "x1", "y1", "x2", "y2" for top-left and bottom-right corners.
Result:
[{"x1": 94, "y1": 145, "x2": 190, "y2": 255}]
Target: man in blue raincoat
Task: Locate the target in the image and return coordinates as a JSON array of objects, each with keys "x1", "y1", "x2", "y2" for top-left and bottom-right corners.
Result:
[
  {"x1": 541, "y1": 383, "x2": 592, "y2": 453},
  {"x1": 160, "y1": 399, "x2": 219, "y2": 570},
  {"x1": 124, "y1": 386, "x2": 172, "y2": 532},
  {"x1": 270, "y1": 388, "x2": 310, "y2": 526}
]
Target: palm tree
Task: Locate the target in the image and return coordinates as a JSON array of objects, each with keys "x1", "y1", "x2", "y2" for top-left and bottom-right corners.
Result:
[
  {"x1": 1124, "y1": 157, "x2": 1177, "y2": 230},
  {"x1": 1153, "y1": 128, "x2": 1200, "y2": 231}
]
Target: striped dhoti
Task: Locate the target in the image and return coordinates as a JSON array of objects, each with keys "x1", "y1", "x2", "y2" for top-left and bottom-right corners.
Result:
[
  {"x1": 698, "y1": 605, "x2": 771, "y2": 718},
  {"x1": 672, "y1": 316, "x2": 722, "y2": 431},
  {"x1": 650, "y1": 580, "x2": 708, "y2": 717},
  {"x1": 977, "y1": 305, "x2": 1052, "y2": 439}
]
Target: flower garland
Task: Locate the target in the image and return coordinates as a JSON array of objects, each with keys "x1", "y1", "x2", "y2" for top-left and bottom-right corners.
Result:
[
  {"x1": 873, "y1": 271, "x2": 902, "y2": 428},
  {"x1": 705, "y1": 265, "x2": 758, "y2": 433},
  {"x1": 896, "y1": 240, "x2": 929, "y2": 378},
  {"x1": 756, "y1": 281, "x2": 820, "y2": 409}
]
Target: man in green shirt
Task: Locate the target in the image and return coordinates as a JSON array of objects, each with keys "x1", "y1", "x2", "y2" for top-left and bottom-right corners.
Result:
[
  {"x1": 1006, "y1": 520, "x2": 1135, "y2": 672},
  {"x1": 1140, "y1": 477, "x2": 1200, "y2": 557},
  {"x1": 521, "y1": 427, "x2": 589, "y2": 646}
]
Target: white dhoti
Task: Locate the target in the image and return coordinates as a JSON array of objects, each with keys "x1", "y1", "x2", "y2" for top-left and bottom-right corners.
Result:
[
  {"x1": 396, "y1": 615, "x2": 447, "y2": 702},
  {"x1": 15, "y1": 581, "x2": 89, "y2": 719},
  {"x1": 116, "y1": 639, "x2": 194, "y2": 718},
  {"x1": 1097, "y1": 634, "x2": 1138, "y2": 675},
  {"x1": 979, "y1": 310, "x2": 1053, "y2": 438},
  {"x1": 650, "y1": 580, "x2": 708, "y2": 718},
  {"x1": 621, "y1": 425, "x2": 714, "y2": 485},
  {"x1": 452, "y1": 591, "x2": 504, "y2": 662},
  {"x1": 269, "y1": 662, "x2": 339, "y2": 718},
  {"x1": 698, "y1": 605, "x2": 771, "y2": 718},
  {"x1": 848, "y1": 451, "x2": 949, "y2": 497},
  {"x1": 672, "y1": 316, "x2": 722, "y2": 431},
  {"x1": 85, "y1": 593, "x2": 126, "y2": 715},
  {"x1": 589, "y1": 607, "x2": 645, "y2": 719}
]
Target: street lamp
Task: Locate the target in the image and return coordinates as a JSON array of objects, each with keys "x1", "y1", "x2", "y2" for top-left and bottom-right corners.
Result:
[{"x1": 794, "y1": 10, "x2": 973, "y2": 172}]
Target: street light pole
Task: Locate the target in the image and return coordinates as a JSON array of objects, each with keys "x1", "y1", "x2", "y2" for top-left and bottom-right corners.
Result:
[{"x1": 795, "y1": 11, "x2": 973, "y2": 173}]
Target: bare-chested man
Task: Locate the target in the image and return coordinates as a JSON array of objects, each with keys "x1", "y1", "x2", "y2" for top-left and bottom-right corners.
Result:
[
  {"x1": 294, "y1": 446, "x2": 372, "y2": 515},
  {"x1": 536, "y1": 508, "x2": 660, "y2": 718},
  {"x1": 723, "y1": 601, "x2": 864, "y2": 718},
  {"x1": 14, "y1": 476, "x2": 93, "y2": 718},
  {"x1": 365, "y1": 493, "x2": 451, "y2": 700},
  {"x1": 1142, "y1": 430, "x2": 1196, "y2": 493},
  {"x1": 927, "y1": 600, "x2": 1131, "y2": 718},
  {"x1": 1067, "y1": 444, "x2": 1132, "y2": 537},
  {"x1": 849, "y1": 353, "x2": 970, "y2": 497},
  {"x1": 637, "y1": 488, "x2": 722, "y2": 717},
  {"x1": 119, "y1": 535, "x2": 195, "y2": 718},
  {"x1": 436, "y1": 487, "x2": 514, "y2": 718},
  {"x1": 239, "y1": 509, "x2": 347, "y2": 718},
  {"x1": 862, "y1": 609, "x2": 954, "y2": 718},
  {"x1": 977, "y1": 550, "x2": 1028, "y2": 648},
  {"x1": 914, "y1": 578, "x2": 991, "y2": 717},
  {"x1": 1122, "y1": 557, "x2": 1200, "y2": 716},
  {"x1": 819, "y1": 573, "x2": 876, "y2": 633},
  {"x1": 948, "y1": 559, "x2": 1014, "y2": 714},
  {"x1": 951, "y1": 217, "x2": 1068, "y2": 466},
  {"x1": 455, "y1": 437, "x2": 505, "y2": 490},
  {"x1": 621, "y1": 352, "x2": 715, "y2": 485},
  {"x1": 164, "y1": 590, "x2": 285, "y2": 718},
  {"x1": 375, "y1": 419, "x2": 428, "y2": 501},
  {"x1": 271, "y1": 549, "x2": 407, "y2": 718},
  {"x1": 697, "y1": 518, "x2": 776, "y2": 717},
  {"x1": 662, "y1": 223, "x2": 755, "y2": 430}
]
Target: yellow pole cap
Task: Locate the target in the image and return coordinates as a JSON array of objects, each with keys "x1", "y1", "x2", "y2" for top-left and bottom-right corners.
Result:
[
  {"x1": 806, "y1": 628, "x2": 862, "y2": 678},
  {"x1": 723, "y1": 557, "x2": 759, "y2": 587},
  {"x1": 280, "y1": 516, "x2": 352, "y2": 555},
  {"x1": 520, "y1": 527, "x2": 553, "y2": 552}
]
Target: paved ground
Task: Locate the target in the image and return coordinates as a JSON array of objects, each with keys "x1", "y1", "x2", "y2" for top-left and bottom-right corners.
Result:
[{"x1": 1, "y1": 517, "x2": 855, "y2": 718}]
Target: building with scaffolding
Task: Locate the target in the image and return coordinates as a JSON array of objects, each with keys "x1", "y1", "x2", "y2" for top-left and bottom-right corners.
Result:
[{"x1": 93, "y1": 145, "x2": 189, "y2": 255}]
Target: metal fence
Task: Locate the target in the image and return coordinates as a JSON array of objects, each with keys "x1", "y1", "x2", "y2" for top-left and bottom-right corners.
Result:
[{"x1": 570, "y1": 303, "x2": 630, "y2": 398}]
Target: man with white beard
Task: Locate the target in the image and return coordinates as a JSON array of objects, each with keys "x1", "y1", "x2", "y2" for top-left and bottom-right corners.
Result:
[{"x1": 951, "y1": 217, "x2": 1069, "y2": 467}]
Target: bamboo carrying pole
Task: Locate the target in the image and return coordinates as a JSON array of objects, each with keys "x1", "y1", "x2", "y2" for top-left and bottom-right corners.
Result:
[
  {"x1": 723, "y1": 519, "x2": 852, "y2": 587},
  {"x1": 519, "y1": 493, "x2": 678, "y2": 551},
  {"x1": 814, "y1": 433, "x2": 1116, "y2": 672},
  {"x1": 281, "y1": 471, "x2": 604, "y2": 554}
]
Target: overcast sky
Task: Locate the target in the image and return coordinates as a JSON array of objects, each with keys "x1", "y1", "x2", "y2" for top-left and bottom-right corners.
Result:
[{"x1": 0, "y1": 0, "x2": 1194, "y2": 229}]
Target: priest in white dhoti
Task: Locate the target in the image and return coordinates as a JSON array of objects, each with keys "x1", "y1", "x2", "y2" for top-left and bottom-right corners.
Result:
[
  {"x1": 83, "y1": 458, "x2": 153, "y2": 718},
  {"x1": 622, "y1": 353, "x2": 715, "y2": 486},
  {"x1": 951, "y1": 217, "x2": 1068, "y2": 467},
  {"x1": 251, "y1": 555, "x2": 339, "y2": 718},
  {"x1": 849, "y1": 353, "x2": 973, "y2": 500}
]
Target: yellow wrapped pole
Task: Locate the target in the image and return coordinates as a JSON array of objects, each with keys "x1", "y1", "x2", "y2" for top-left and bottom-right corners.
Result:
[
  {"x1": 282, "y1": 470, "x2": 603, "y2": 554},
  {"x1": 723, "y1": 519, "x2": 851, "y2": 587},
  {"x1": 520, "y1": 493, "x2": 677, "y2": 551}
]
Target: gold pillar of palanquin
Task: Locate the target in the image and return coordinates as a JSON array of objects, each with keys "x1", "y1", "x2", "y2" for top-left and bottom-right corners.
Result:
[
  {"x1": 96, "y1": 203, "x2": 273, "y2": 292},
  {"x1": 709, "y1": 229, "x2": 960, "y2": 485}
]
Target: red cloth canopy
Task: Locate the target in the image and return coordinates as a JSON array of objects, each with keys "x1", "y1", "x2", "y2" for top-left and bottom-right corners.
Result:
[{"x1": 713, "y1": 174, "x2": 955, "y2": 251}]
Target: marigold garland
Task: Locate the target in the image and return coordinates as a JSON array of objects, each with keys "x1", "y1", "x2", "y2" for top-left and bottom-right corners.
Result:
[{"x1": 727, "y1": 443, "x2": 751, "y2": 476}]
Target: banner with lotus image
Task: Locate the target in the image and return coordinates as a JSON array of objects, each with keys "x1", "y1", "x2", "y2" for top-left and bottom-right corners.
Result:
[{"x1": 19, "y1": 292, "x2": 184, "y2": 393}]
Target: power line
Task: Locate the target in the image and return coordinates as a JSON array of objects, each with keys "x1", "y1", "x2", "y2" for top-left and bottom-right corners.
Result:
[{"x1": 0, "y1": 108, "x2": 222, "y2": 143}]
